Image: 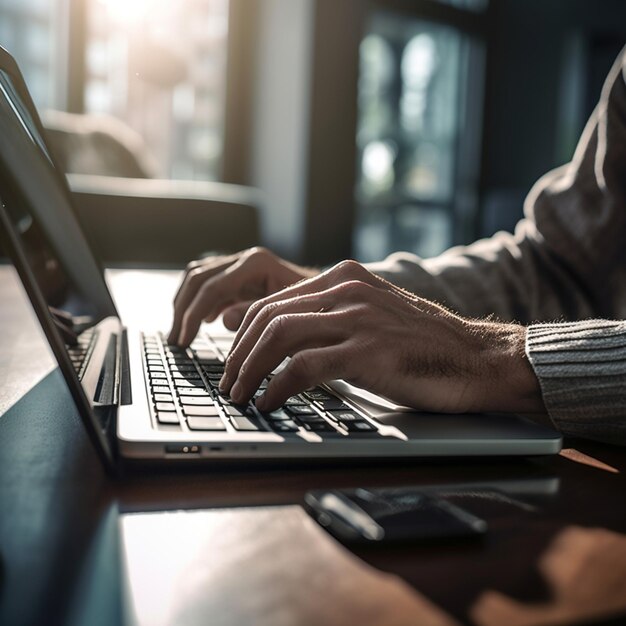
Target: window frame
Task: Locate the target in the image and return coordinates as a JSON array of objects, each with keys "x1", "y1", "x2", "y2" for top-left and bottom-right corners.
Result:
[{"x1": 300, "y1": 0, "x2": 491, "y2": 266}]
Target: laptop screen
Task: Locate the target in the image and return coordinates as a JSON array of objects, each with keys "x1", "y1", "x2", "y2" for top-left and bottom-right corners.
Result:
[
  {"x1": 0, "y1": 70, "x2": 103, "y2": 326},
  {"x1": 0, "y1": 58, "x2": 124, "y2": 410},
  {"x1": 0, "y1": 70, "x2": 54, "y2": 165},
  {"x1": 0, "y1": 55, "x2": 123, "y2": 468}
]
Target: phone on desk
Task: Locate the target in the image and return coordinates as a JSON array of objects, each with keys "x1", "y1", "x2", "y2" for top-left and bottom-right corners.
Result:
[{"x1": 304, "y1": 487, "x2": 487, "y2": 544}]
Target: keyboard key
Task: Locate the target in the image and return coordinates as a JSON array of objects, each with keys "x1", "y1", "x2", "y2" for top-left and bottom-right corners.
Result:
[
  {"x1": 286, "y1": 405, "x2": 317, "y2": 416},
  {"x1": 316, "y1": 399, "x2": 350, "y2": 411},
  {"x1": 151, "y1": 386, "x2": 172, "y2": 394},
  {"x1": 303, "y1": 389, "x2": 334, "y2": 402},
  {"x1": 156, "y1": 412, "x2": 180, "y2": 425},
  {"x1": 168, "y1": 364, "x2": 198, "y2": 373},
  {"x1": 223, "y1": 405, "x2": 249, "y2": 417},
  {"x1": 263, "y1": 409, "x2": 291, "y2": 421},
  {"x1": 284, "y1": 396, "x2": 307, "y2": 407},
  {"x1": 327, "y1": 410, "x2": 361, "y2": 422},
  {"x1": 177, "y1": 388, "x2": 211, "y2": 397},
  {"x1": 155, "y1": 402, "x2": 177, "y2": 412},
  {"x1": 231, "y1": 416, "x2": 261, "y2": 431},
  {"x1": 168, "y1": 352, "x2": 193, "y2": 360},
  {"x1": 344, "y1": 420, "x2": 376, "y2": 432},
  {"x1": 153, "y1": 393, "x2": 174, "y2": 402},
  {"x1": 302, "y1": 421, "x2": 336, "y2": 432},
  {"x1": 272, "y1": 421, "x2": 299, "y2": 432},
  {"x1": 174, "y1": 379, "x2": 204, "y2": 388},
  {"x1": 183, "y1": 405, "x2": 222, "y2": 417},
  {"x1": 180, "y1": 396, "x2": 215, "y2": 406},
  {"x1": 170, "y1": 372, "x2": 202, "y2": 380},
  {"x1": 295, "y1": 414, "x2": 326, "y2": 423},
  {"x1": 187, "y1": 417, "x2": 226, "y2": 431},
  {"x1": 202, "y1": 364, "x2": 224, "y2": 374}
]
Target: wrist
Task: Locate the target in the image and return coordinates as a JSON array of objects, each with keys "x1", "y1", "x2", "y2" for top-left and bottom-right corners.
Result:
[{"x1": 477, "y1": 322, "x2": 545, "y2": 413}]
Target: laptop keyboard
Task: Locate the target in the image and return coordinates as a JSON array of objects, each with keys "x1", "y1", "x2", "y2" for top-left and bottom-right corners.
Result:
[
  {"x1": 68, "y1": 328, "x2": 96, "y2": 378},
  {"x1": 142, "y1": 333, "x2": 379, "y2": 437}
]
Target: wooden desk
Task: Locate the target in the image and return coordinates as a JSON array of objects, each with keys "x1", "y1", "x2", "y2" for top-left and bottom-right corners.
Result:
[{"x1": 1, "y1": 265, "x2": 626, "y2": 626}]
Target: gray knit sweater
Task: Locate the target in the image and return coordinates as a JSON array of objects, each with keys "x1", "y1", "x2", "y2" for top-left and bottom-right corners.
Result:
[{"x1": 366, "y1": 49, "x2": 626, "y2": 445}]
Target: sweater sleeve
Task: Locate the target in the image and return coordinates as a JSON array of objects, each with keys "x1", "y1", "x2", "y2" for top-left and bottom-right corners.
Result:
[
  {"x1": 365, "y1": 48, "x2": 626, "y2": 325},
  {"x1": 526, "y1": 320, "x2": 626, "y2": 444}
]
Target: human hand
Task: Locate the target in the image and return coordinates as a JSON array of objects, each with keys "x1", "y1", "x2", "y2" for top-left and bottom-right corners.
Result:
[
  {"x1": 471, "y1": 526, "x2": 626, "y2": 626},
  {"x1": 168, "y1": 247, "x2": 318, "y2": 346},
  {"x1": 219, "y1": 260, "x2": 543, "y2": 414}
]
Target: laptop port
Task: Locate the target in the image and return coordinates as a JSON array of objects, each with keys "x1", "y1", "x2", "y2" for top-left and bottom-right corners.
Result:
[{"x1": 165, "y1": 444, "x2": 200, "y2": 454}]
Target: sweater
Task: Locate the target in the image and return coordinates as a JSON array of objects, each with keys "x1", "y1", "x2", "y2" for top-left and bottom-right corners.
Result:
[{"x1": 366, "y1": 48, "x2": 626, "y2": 444}]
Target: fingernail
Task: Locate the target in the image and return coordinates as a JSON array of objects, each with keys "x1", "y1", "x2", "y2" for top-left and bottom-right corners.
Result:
[
  {"x1": 230, "y1": 381, "x2": 242, "y2": 402},
  {"x1": 255, "y1": 393, "x2": 267, "y2": 411}
]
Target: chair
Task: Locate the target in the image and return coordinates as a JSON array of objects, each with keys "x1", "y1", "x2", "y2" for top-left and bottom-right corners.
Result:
[{"x1": 43, "y1": 111, "x2": 261, "y2": 266}]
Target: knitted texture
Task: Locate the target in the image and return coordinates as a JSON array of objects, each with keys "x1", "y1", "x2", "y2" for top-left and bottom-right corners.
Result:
[{"x1": 526, "y1": 321, "x2": 626, "y2": 444}]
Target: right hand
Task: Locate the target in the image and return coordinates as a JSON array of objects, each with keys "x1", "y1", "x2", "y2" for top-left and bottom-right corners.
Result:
[{"x1": 168, "y1": 247, "x2": 317, "y2": 346}]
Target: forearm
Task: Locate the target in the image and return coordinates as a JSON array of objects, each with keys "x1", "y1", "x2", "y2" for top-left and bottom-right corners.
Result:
[{"x1": 365, "y1": 220, "x2": 599, "y2": 324}]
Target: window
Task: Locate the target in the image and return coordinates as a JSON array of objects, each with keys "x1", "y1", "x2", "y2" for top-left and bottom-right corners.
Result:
[
  {"x1": 0, "y1": 0, "x2": 64, "y2": 110},
  {"x1": 0, "y1": 0, "x2": 231, "y2": 181},
  {"x1": 354, "y1": 2, "x2": 486, "y2": 262},
  {"x1": 86, "y1": 0, "x2": 230, "y2": 180}
]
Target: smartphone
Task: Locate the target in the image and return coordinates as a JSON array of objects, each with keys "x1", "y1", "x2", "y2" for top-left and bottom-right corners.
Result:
[{"x1": 304, "y1": 486, "x2": 487, "y2": 544}]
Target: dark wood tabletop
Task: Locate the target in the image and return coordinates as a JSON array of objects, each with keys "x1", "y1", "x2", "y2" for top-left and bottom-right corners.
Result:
[{"x1": 1, "y1": 265, "x2": 626, "y2": 626}]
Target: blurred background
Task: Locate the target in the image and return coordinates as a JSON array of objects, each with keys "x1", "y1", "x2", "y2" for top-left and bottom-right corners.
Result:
[{"x1": 1, "y1": 0, "x2": 626, "y2": 267}]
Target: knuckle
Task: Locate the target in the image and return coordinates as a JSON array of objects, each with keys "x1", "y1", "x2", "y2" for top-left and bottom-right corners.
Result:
[
  {"x1": 247, "y1": 296, "x2": 268, "y2": 319},
  {"x1": 265, "y1": 314, "x2": 289, "y2": 341},
  {"x1": 188, "y1": 267, "x2": 208, "y2": 286},
  {"x1": 246, "y1": 246, "x2": 271, "y2": 263},
  {"x1": 338, "y1": 279, "x2": 370, "y2": 299},
  {"x1": 333, "y1": 259, "x2": 364, "y2": 280},
  {"x1": 258, "y1": 300, "x2": 279, "y2": 322}
]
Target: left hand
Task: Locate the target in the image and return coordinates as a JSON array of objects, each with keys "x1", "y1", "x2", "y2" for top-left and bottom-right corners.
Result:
[{"x1": 219, "y1": 260, "x2": 543, "y2": 414}]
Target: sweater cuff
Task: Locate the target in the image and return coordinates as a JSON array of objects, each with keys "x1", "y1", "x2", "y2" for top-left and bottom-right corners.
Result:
[{"x1": 525, "y1": 320, "x2": 626, "y2": 444}]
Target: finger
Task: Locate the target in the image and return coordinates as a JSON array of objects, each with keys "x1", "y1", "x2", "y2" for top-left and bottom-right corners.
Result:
[
  {"x1": 256, "y1": 345, "x2": 349, "y2": 412},
  {"x1": 223, "y1": 285, "x2": 352, "y2": 388},
  {"x1": 231, "y1": 263, "x2": 378, "y2": 351},
  {"x1": 226, "y1": 312, "x2": 346, "y2": 404},
  {"x1": 177, "y1": 256, "x2": 263, "y2": 346},
  {"x1": 221, "y1": 301, "x2": 253, "y2": 330},
  {"x1": 169, "y1": 255, "x2": 236, "y2": 343},
  {"x1": 173, "y1": 255, "x2": 235, "y2": 309}
]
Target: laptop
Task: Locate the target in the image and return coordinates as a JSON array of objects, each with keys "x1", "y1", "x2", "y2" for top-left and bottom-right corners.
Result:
[{"x1": 0, "y1": 46, "x2": 562, "y2": 474}]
